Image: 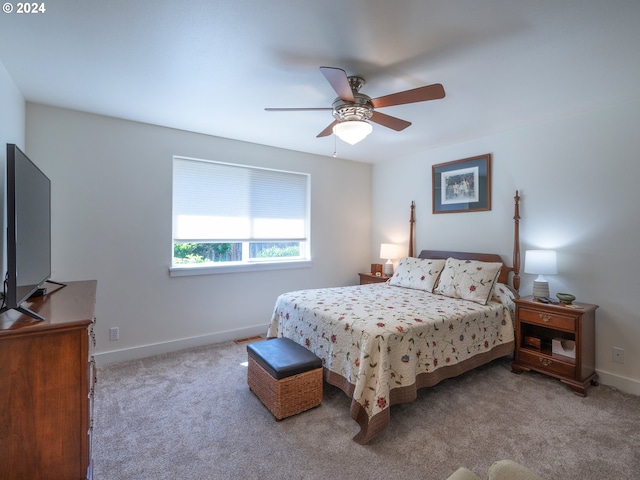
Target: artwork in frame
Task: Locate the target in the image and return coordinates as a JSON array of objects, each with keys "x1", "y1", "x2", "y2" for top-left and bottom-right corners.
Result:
[{"x1": 432, "y1": 154, "x2": 492, "y2": 214}]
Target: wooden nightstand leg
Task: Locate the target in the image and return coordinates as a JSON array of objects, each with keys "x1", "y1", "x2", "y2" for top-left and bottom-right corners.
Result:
[
  {"x1": 568, "y1": 383, "x2": 587, "y2": 397},
  {"x1": 562, "y1": 374, "x2": 598, "y2": 397},
  {"x1": 511, "y1": 362, "x2": 527, "y2": 374}
]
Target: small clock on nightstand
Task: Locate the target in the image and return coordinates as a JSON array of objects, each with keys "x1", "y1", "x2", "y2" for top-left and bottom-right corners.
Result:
[{"x1": 358, "y1": 273, "x2": 390, "y2": 285}]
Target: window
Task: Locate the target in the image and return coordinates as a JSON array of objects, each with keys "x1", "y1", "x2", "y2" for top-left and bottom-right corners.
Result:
[{"x1": 171, "y1": 157, "x2": 310, "y2": 275}]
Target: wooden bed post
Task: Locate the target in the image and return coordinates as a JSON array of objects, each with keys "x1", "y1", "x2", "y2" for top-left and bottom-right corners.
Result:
[
  {"x1": 513, "y1": 191, "x2": 521, "y2": 293},
  {"x1": 409, "y1": 201, "x2": 415, "y2": 257}
]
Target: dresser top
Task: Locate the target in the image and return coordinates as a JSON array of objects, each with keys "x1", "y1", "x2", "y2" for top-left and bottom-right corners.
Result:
[{"x1": 0, "y1": 280, "x2": 97, "y2": 334}]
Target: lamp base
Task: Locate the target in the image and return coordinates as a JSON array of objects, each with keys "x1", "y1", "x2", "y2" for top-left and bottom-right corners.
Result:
[
  {"x1": 383, "y1": 262, "x2": 394, "y2": 277},
  {"x1": 532, "y1": 281, "x2": 550, "y2": 299}
]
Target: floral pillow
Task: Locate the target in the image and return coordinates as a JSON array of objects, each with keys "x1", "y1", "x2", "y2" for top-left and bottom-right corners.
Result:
[
  {"x1": 389, "y1": 257, "x2": 446, "y2": 293},
  {"x1": 492, "y1": 282, "x2": 517, "y2": 317},
  {"x1": 434, "y1": 257, "x2": 503, "y2": 305}
]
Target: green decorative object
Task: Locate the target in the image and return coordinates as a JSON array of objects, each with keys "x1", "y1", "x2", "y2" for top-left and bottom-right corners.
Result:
[{"x1": 556, "y1": 293, "x2": 576, "y2": 305}]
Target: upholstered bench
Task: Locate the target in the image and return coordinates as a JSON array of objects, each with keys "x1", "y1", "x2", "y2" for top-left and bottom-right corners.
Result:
[{"x1": 247, "y1": 338, "x2": 323, "y2": 420}]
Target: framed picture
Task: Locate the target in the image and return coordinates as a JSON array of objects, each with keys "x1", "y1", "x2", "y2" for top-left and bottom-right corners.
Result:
[{"x1": 432, "y1": 154, "x2": 491, "y2": 214}]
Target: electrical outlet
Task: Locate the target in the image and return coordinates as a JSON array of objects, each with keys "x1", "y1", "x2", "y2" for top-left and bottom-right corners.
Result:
[
  {"x1": 613, "y1": 347, "x2": 624, "y2": 364},
  {"x1": 109, "y1": 327, "x2": 119, "y2": 341}
]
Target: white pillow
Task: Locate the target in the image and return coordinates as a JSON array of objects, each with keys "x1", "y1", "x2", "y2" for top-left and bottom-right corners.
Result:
[
  {"x1": 433, "y1": 257, "x2": 502, "y2": 305},
  {"x1": 389, "y1": 257, "x2": 446, "y2": 293}
]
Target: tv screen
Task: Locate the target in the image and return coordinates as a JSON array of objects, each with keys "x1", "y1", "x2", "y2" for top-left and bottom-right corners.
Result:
[{"x1": 2, "y1": 144, "x2": 51, "y2": 320}]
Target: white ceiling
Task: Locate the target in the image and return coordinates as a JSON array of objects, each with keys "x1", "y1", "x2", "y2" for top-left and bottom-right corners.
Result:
[{"x1": 1, "y1": 0, "x2": 639, "y2": 163}]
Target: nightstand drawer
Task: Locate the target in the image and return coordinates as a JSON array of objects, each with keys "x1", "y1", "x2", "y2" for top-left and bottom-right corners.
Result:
[
  {"x1": 358, "y1": 273, "x2": 389, "y2": 285},
  {"x1": 519, "y1": 349, "x2": 575, "y2": 378},
  {"x1": 519, "y1": 308, "x2": 575, "y2": 332},
  {"x1": 360, "y1": 276, "x2": 381, "y2": 285}
]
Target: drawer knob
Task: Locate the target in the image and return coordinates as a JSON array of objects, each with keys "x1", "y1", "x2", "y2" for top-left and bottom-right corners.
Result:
[
  {"x1": 538, "y1": 314, "x2": 552, "y2": 323},
  {"x1": 540, "y1": 358, "x2": 552, "y2": 367}
]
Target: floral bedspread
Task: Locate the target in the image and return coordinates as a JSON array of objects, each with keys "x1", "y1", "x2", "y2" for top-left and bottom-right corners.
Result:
[{"x1": 267, "y1": 282, "x2": 516, "y2": 442}]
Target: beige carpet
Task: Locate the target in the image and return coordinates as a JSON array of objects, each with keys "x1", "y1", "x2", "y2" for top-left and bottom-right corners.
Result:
[{"x1": 93, "y1": 341, "x2": 640, "y2": 479}]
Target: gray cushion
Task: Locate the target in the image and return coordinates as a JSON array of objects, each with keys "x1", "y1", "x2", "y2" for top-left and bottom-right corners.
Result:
[
  {"x1": 488, "y1": 460, "x2": 544, "y2": 480},
  {"x1": 446, "y1": 467, "x2": 482, "y2": 480},
  {"x1": 445, "y1": 461, "x2": 545, "y2": 480}
]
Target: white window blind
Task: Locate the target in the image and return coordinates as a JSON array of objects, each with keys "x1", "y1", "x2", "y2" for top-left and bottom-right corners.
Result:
[{"x1": 173, "y1": 157, "x2": 309, "y2": 242}]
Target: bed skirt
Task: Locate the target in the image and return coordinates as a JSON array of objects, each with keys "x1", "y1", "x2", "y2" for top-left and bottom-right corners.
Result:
[{"x1": 324, "y1": 340, "x2": 515, "y2": 444}]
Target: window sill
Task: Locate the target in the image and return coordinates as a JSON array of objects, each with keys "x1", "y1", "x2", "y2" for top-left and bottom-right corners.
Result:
[{"x1": 169, "y1": 260, "x2": 313, "y2": 277}]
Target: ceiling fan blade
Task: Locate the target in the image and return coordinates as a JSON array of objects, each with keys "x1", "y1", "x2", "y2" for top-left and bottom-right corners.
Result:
[
  {"x1": 370, "y1": 111, "x2": 411, "y2": 131},
  {"x1": 317, "y1": 120, "x2": 338, "y2": 138},
  {"x1": 265, "y1": 107, "x2": 332, "y2": 112},
  {"x1": 320, "y1": 66, "x2": 355, "y2": 102},
  {"x1": 371, "y1": 83, "x2": 445, "y2": 109}
]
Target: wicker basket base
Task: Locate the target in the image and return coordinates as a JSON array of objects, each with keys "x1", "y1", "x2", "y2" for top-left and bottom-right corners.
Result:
[{"x1": 247, "y1": 355, "x2": 322, "y2": 420}]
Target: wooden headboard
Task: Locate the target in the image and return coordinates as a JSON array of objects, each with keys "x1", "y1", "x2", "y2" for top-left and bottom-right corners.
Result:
[{"x1": 412, "y1": 191, "x2": 521, "y2": 292}]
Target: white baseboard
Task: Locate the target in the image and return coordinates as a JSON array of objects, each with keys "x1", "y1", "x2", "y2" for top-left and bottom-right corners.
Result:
[
  {"x1": 94, "y1": 324, "x2": 269, "y2": 367},
  {"x1": 596, "y1": 369, "x2": 640, "y2": 396}
]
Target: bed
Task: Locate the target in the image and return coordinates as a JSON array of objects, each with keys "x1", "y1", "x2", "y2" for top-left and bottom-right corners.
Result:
[{"x1": 267, "y1": 192, "x2": 522, "y2": 444}]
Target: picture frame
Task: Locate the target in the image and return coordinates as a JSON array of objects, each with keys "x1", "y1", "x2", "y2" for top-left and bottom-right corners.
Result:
[{"x1": 432, "y1": 154, "x2": 492, "y2": 214}]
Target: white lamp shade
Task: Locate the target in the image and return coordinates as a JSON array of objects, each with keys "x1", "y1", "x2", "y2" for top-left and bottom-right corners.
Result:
[
  {"x1": 524, "y1": 250, "x2": 558, "y2": 274},
  {"x1": 380, "y1": 243, "x2": 400, "y2": 260},
  {"x1": 524, "y1": 250, "x2": 557, "y2": 298},
  {"x1": 333, "y1": 121, "x2": 373, "y2": 145}
]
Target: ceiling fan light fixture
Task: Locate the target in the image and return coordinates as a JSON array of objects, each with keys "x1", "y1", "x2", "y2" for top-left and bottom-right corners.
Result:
[{"x1": 333, "y1": 121, "x2": 373, "y2": 145}]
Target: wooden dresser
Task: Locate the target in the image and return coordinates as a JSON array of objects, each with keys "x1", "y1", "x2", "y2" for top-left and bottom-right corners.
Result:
[{"x1": 0, "y1": 280, "x2": 97, "y2": 480}]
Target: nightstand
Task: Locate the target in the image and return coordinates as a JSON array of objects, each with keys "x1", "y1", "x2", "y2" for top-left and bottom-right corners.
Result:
[
  {"x1": 511, "y1": 296, "x2": 598, "y2": 396},
  {"x1": 358, "y1": 273, "x2": 390, "y2": 285}
]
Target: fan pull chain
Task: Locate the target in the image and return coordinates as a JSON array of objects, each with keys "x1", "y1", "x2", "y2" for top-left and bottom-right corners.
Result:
[{"x1": 333, "y1": 134, "x2": 338, "y2": 157}]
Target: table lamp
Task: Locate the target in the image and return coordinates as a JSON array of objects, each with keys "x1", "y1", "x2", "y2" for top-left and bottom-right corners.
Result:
[
  {"x1": 524, "y1": 250, "x2": 557, "y2": 299},
  {"x1": 380, "y1": 243, "x2": 400, "y2": 277}
]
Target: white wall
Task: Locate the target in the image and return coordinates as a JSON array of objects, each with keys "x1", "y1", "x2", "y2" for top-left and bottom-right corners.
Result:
[
  {"x1": 0, "y1": 64, "x2": 25, "y2": 147},
  {"x1": 26, "y1": 104, "x2": 372, "y2": 363},
  {"x1": 372, "y1": 99, "x2": 640, "y2": 395},
  {"x1": 0, "y1": 62, "x2": 26, "y2": 275}
]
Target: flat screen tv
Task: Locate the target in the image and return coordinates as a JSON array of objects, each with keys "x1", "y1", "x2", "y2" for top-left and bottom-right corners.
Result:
[{"x1": 1, "y1": 144, "x2": 51, "y2": 321}]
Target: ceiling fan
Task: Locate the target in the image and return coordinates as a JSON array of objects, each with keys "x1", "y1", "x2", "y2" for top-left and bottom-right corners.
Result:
[{"x1": 265, "y1": 66, "x2": 445, "y2": 145}]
